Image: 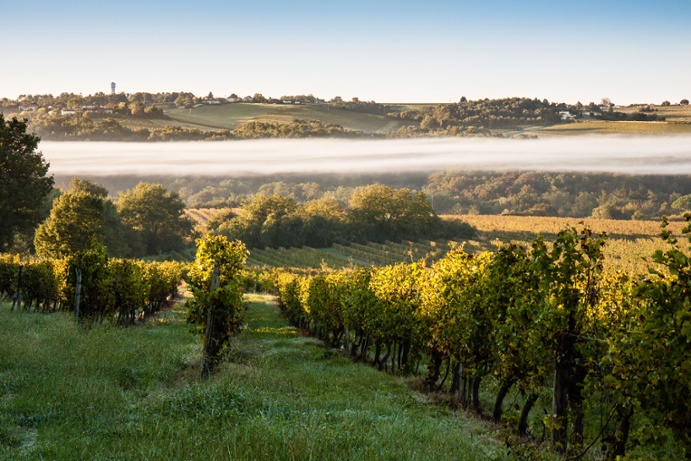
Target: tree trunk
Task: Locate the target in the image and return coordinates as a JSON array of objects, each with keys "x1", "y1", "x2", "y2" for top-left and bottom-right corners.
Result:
[
  {"x1": 493, "y1": 380, "x2": 514, "y2": 423},
  {"x1": 359, "y1": 334, "x2": 369, "y2": 362},
  {"x1": 379, "y1": 343, "x2": 391, "y2": 371},
  {"x1": 373, "y1": 342, "x2": 381, "y2": 366},
  {"x1": 401, "y1": 338, "x2": 411, "y2": 371},
  {"x1": 472, "y1": 376, "x2": 482, "y2": 413},
  {"x1": 436, "y1": 357, "x2": 451, "y2": 391},
  {"x1": 518, "y1": 393, "x2": 539, "y2": 436},
  {"x1": 391, "y1": 341, "x2": 401, "y2": 374},
  {"x1": 451, "y1": 362, "x2": 461, "y2": 397},
  {"x1": 610, "y1": 407, "x2": 632, "y2": 459},
  {"x1": 458, "y1": 365, "x2": 468, "y2": 408},
  {"x1": 426, "y1": 351, "x2": 443, "y2": 389},
  {"x1": 567, "y1": 362, "x2": 587, "y2": 449},
  {"x1": 552, "y1": 361, "x2": 569, "y2": 453},
  {"x1": 201, "y1": 262, "x2": 222, "y2": 379}
]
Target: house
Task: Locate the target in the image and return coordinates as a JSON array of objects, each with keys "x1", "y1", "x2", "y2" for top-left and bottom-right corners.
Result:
[
  {"x1": 202, "y1": 99, "x2": 221, "y2": 105},
  {"x1": 61, "y1": 108, "x2": 79, "y2": 116},
  {"x1": 559, "y1": 111, "x2": 576, "y2": 121},
  {"x1": 19, "y1": 104, "x2": 39, "y2": 112}
]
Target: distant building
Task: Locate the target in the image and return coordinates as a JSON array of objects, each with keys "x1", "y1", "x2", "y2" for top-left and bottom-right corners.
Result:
[
  {"x1": 559, "y1": 111, "x2": 576, "y2": 121},
  {"x1": 19, "y1": 104, "x2": 39, "y2": 112},
  {"x1": 111, "y1": 82, "x2": 116, "y2": 94}
]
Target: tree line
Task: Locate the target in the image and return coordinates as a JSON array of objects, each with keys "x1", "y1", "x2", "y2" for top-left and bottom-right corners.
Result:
[
  {"x1": 110, "y1": 171, "x2": 691, "y2": 221},
  {"x1": 31, "y1": 178, "x2": 194, "y2": 259},
  {"x1": 206, "y1": 185, "x2": 475, "y2": 250}
]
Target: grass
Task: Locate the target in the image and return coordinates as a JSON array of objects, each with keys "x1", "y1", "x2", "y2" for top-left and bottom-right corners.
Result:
[
  {"x1": 534, "y1": 120, "x2": 691, "y2": 136},
  {"x1": 164, "y1": 103, "x2": 409, "y2": 133},
  {"x1": 0, "y1": 294, "x2": 510, "y2": 460}
]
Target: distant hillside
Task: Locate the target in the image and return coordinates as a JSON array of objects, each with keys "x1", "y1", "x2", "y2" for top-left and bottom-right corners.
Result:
[
  {"x1": 2, "y1": 91, "x2": 690, "y2": 140},
  {"x1": 165, "y1": 103, "x2": 409, "y2": 134}
]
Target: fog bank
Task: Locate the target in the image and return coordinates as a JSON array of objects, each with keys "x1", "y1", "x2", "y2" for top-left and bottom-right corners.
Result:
[{"x1": 40, "y1": 136, "x2": 691, "y2": 177}]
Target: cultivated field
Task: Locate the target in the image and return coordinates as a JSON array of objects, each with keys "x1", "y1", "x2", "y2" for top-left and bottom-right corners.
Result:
[
  {"x1": 533, "y1": 104, "x2": 691, "y2": 136},
  {"x1": 185, "y1": 209, "x2": 682, "y2": 274},
  {"x1": 449, "y1": 214, "x2": 686, "y2": 273},
  {"x1": 165, "y1": 103, "x2": 409, "y2": 133}
]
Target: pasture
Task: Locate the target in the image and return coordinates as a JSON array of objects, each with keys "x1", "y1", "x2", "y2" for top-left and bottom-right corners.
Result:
[{"x1": 165, "y1": 103, "x2": 409, "y2": 133}]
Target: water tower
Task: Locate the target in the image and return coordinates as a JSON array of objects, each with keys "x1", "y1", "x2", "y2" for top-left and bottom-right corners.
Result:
[{"x1": 111, "y1": 82, "x2": 116, "y2": 94}]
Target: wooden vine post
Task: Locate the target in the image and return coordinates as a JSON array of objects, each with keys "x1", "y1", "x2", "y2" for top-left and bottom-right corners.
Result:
[
  {"x1": 74, "y1": 267, "x2": 82, "y2": 322},
  {"x1": 11, "y1": 265, "x2": 24, "y2": 311}
]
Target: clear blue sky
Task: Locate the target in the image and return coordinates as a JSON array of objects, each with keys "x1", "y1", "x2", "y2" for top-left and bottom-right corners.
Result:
[{"x1": 1, "y1": 0, "x2": 689, "y2": 104}]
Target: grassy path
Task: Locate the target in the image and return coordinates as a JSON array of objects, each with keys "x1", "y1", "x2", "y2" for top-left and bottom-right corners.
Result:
[{"x1": 0, "y1": 295, "x2": 509, "y2": 460}]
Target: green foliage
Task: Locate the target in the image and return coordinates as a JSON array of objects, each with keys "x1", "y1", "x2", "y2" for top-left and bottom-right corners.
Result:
[
  {"x1": 268, "y1": 222, "x2": 688, "y2": 457},
  {"x1": 349, "y1": 185, "x2": 445, "y2": 243},
  {"x1": 186, "y1": 234, "x2": 248, "y2": 375},
  {"x1": 117, "y1": 182, "x2": 194, "y2": 256},
  {"x1": 0, "y1": 115, "x2": 54, "y2": 251},
  {"x1": 601, "y1": 215, "x2": 691, "y2": 456},
  {"x1": 389, "y1": 97, "x2": 565, "y2": 133},
  {"x1": 34, "y1": 178, "x2": 129, "y2": 258},
  {"x1": 210, "y1": 187, "x2": 460, "y2": 250}
]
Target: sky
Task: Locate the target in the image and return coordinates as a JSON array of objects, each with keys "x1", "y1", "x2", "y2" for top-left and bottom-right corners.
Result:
[{"x1": 1, "y1": 0, "x2": 689, "y2": 104}]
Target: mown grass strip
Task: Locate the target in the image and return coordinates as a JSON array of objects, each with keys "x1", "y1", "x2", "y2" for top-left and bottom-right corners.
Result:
[{"x1": 0, "y1": 295, "x2": 510, "y2": 460}]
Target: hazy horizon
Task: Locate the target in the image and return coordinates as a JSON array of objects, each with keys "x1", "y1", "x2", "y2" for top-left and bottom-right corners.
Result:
[{"x1": 40, "y1": 136, "x2": 691, "y2": 178}]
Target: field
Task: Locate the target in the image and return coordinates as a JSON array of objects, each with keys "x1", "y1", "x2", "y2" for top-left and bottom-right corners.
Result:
[
  {"x1": 0, "y1": 294, "x2": 509, "y2": 460},
  {"x1": 534, "y1": 120, "x2": 691, "y2": 136},
  {"x1": 532, "y1": 104, "x2": 691, "y2": 136},
  {"x1": 98, "y1": 102, "x2": 691, "y2": 138},
  {"x1": 182, "y1": 210, "x2": 684, "y2": 273},
  {"x1": 447, "y1": 214, "x2": 686, "y2": 273},
  {"x1": 164, "y1": 103, "x2": 409, "y2": 134}
]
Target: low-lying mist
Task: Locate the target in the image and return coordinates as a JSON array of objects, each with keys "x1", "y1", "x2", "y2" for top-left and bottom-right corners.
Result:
[{"x1": 40, "y1": 136, "x2": 691, "y2": 177}]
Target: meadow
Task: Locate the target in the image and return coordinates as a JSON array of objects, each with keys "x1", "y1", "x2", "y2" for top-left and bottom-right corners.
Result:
[
  {"x1": 0, "y1": 294, "x2": 510, "y2": 460},
  {"x1": 164, "y1": 103, "x2": 409, "y2": 134}
]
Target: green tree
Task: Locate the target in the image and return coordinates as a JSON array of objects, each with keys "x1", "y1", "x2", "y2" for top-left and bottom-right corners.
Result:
[
  {"x1": 217, "y1": 194, "x2": 299, "y2": 248},
  {"x1": 0, "y1": 115, "x2": 54, "y2": 251},
  {"x1": 117, "y1": 182, "x2": 194, "y2": 256},
  {"x1": 34, "y1": 191, "x2": 106, "y2": 258},
  {"x1": 34, "y1": 179, "x2": 128, "y2": 258},
  {"x1": 672, "y1": 194, "x2": 691, "y2": 213},
  {"x1": 349, "y1": 185, "x2": 442, "y2": 242}
]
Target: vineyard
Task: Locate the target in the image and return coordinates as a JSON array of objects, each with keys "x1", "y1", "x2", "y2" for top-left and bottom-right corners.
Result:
[
  {"x1": 245, "y1": 239, "x2": 469, "y2": 270},
  {"x1": 0, "y1": 248, "x2": 185, "y2": 324},
  {"x1": 2, "y1": 212, "x2": 690, "y2": 458},
  {"x1": 267, "y1": 219, "x2": 691, "y2": 459}
]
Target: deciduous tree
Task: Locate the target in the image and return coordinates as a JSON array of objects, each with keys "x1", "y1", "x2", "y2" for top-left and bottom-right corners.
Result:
[
  {"x1": 0, "y1": 115, "x2": 54, "y2": 251},
  {"x1": 117, "y1": 182, "x2": 194, "y2": 256}
]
